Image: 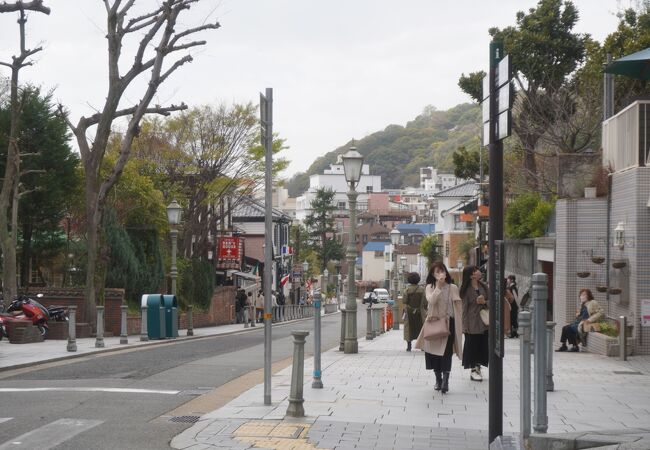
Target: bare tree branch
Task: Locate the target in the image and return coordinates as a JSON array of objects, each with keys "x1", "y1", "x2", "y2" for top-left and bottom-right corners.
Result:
[
  {"x1": 83, "y1": 103, "x2": 187, "y2": 127},
  {"x1": 0, "y1": 0, "x2": 49, "y2": 14}
]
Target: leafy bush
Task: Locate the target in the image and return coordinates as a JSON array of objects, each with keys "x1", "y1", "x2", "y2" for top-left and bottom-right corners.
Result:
[
  {"x1": 420, "y1": 234, "x2": 441, "y2": 266},
  {"x1": 597, "y1": 321, "x2": 618, "y2": 337},
  {"x1": 505, "y1": 193, "x2": 554, "y2": 239}
]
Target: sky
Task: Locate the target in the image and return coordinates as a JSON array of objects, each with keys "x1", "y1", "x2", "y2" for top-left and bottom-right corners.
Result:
[{"x1": 0, "y1": 0, "x2": 624, "y2": 178}]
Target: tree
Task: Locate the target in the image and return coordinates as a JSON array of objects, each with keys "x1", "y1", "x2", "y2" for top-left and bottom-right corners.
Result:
[
  {"x1": 458, "y1": 0, "x2": 587, "y2": 191},
  {"x1": 0, "y1": 87, "x2": 80, "y2": 289},
  {"x1": 505, "y1": 193, "x2": 554, "y2": 239},
  {"x1": 59, "y1": 1, "x2": 219, "y2": 325},
  {"x1": 452, "y1": 145, "x2": 488, "y2": 181},
  {"x1": 419, "y1": 234, "x2": 441, "y2": 266},
  {"x1": 304, "y1": 187, "x2": 343, "y2": 269},
  {"x1": 0, "y1": 0, "x2": 50, "y2": 306}
]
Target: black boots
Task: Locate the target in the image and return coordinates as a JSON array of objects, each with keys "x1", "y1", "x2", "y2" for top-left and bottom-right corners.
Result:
[
  {"x1": 441, "y1": 372, "x2": 450, "y2": 394},
  {"x1": 434, "y1": 371, "x2": 442, "y2": 391},
  {"x1": 406, "y1": 341, "x2": 412, "y2": 352}
]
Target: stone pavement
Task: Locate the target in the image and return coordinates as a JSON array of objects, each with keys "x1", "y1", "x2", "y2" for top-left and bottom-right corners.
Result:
[{"x1": 171, "y1": 327, "x2": 650, "y2": 450}]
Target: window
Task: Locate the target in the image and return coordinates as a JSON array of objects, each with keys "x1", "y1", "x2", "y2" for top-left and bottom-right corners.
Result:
[
  {"x1": 338, "y1": 201, "x2": 346, "y2": 209},
  {"x1": 445, "y1": 241, "x2": 450, "y2": 257},
  {"x1": 366, "y1": 186, "x2": 373, "y2": 193},
  {"x1": 362, "y1": 234, "x2": 368, "y2": 244},
  {"x1": 374, "y1": 251, "x2": 384, "y2": 258}
]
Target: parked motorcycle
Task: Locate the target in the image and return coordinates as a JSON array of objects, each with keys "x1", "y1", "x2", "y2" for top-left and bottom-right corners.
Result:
[{"x1": 0, "y1": 294, "x2": 67, "y2": 339}]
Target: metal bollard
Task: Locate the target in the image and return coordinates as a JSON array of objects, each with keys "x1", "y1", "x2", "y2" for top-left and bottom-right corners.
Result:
[
  {"x1": 95, "y1": 306, "x2": 105, "y2": 348},
  {"x1": 340, "y1": 308, "x2": 346, "y2": 351},
  {"x1": 392, "y1": 300, "x2": 400, "y2": 331},
  {"x1": 120, "y1": 304, "x2": 128, "y2": 344},
  {"x1": 619, "y1": 316, "x2": 627, "y2": 361},
  {"x1": 140, "y1": 305, "x2": 148, "y2": 341},
  {"x1": 366, "y1": 305, "x2": 374, "y2": 340},
  {"x1": 187, "y1": 304, "x2": 194, "y2": 336},
  {"x1": 546, "y1": 322, "x2": 555, "y2": 391},
  {"x1": 287, "y1": 330, "x2": 310, "y2": 417},
  {"x1": 244, "y1": 306, "x2": 250, "y2": 328},
  {"x1": 312, "y1": 292, "x2": 323, "y2": 388},
  {"x1": 67, "y1": 305, "x2": 77, "y2": 352},
  {"x1": 532, "y1": 273, "x2": 548, "y2": 434},
  {"x1": 251, "y1": 305, "x2": 256, "y2": 327},
  {"x1": 374, "y1": 308, "x2": 380, "y2": 337},
  {"x1": 519, "y1": 310, "x2": 532, "y2": 440}
]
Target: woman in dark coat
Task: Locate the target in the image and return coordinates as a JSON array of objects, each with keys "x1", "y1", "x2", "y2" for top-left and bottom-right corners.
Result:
[
  {"x1": 402, "y1": 272, "x2": 427, "y2": 352},
  {"x1": 460, "y1": 265, "x2": 489, "y2": 382}
]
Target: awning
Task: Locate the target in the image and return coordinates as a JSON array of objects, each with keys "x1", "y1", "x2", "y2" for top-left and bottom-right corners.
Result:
[
  {"x1": 233, "y1": 271, "x2": 259, "y2": 281},
  {"x1": 605, "y1": 47, "x2": 650, "y2": 80}
]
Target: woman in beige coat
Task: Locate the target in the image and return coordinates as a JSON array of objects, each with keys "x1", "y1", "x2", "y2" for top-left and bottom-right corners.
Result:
[{"x1": 415, "y1": 261, "x2": 463, "y2": 394}]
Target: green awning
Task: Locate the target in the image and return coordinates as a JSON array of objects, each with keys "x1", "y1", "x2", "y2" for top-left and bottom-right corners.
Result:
[{"x1": 605, "y1": 47, "x2": 650, "y2": 80}]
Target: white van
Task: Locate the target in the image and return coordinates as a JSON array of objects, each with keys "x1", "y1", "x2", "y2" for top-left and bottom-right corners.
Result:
[{"x1": 372, "y1": 288, "x2": 390, "y2": 303}]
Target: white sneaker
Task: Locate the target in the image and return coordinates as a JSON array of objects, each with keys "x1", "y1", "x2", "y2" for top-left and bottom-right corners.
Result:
[{"x1": 470, "y1": 368, "x2": 483, "y2": 382}]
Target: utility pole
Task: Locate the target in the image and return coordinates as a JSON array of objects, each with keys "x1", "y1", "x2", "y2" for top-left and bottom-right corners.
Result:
[{"x1": 260, "y1": 88, "x2": 273, "y2": 406}]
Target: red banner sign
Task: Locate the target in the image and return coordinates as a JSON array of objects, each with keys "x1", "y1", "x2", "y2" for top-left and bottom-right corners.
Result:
[{"x1": 217, "y1": 237, "x2": 241, "y2": 269}]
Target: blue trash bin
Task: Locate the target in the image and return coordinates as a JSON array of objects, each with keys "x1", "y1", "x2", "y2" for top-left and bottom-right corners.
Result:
[
  {"x1": 162, "y1": 295, "x2": 178, "y2": 338},
  {"x1": 143, "y1": 294, "x2": 165, "y2": 340}
]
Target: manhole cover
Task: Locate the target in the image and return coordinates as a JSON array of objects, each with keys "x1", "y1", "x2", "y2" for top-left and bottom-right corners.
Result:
[{"x1": 169, "y1": 415, "x2": 201, "y2": 423}]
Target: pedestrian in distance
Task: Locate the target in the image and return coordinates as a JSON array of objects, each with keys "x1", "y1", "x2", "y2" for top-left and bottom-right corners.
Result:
[
  {"x1": 414, "y1": 261, "x2": 463, "y2": 394},
  {"x1": 557, "y1": 288, "x2": 603, "y2": 352},
  {"x1": 460, "y1": 265, "x2": 489, "y2": 382},
  {"x1": 402, "y1": 272, "x2": 427, "y2": 352},
  {"x1": 504, "y1": 285, "x2": 519, "y2": 338},
  {"x1": 235, "y1": 289, "x2": 246, "y2": 324},
  {"x1": 256, "y1": 290, "x2": 264, "y2": 323}
]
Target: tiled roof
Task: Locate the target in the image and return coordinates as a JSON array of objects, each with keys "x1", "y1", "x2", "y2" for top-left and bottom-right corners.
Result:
[
  {"x1": 434, "y1": 181, "x2": 478, "y2": 198},
  {"x1": 362, "y1": 241, "x2": 389, "y2": 252},
  {"x1": 396, "y1": 223, "x2": 435, "y2": 235},
  {"x1": 232, "y1": 197, "x2": 291, "y2": 221}
]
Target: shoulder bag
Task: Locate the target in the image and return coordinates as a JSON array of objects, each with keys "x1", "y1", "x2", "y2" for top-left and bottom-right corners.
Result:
[{"x1": 422, "y1": 286, "x2": 450, "y2": 340}]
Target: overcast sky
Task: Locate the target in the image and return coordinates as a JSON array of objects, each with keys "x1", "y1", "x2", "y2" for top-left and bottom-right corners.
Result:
[{"x1": 0, "y1": 1, "x2": 623, "y2": 177}]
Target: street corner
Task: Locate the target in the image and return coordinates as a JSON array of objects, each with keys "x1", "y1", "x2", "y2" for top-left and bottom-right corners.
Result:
[{"x1": 232, "y1": 420, "x2": 328, "y2": 450}]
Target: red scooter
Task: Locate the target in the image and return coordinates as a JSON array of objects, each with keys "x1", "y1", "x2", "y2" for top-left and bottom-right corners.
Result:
[{"x1": 0, "y1": 294, "x2": 53, "y2": 338}]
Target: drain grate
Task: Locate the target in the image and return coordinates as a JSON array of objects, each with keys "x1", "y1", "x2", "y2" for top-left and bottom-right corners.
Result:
[
  {"x1": 613, "y1": 370, "x2": 644, "y2": 375},
  {"x1": 169, "y1": 415, "x2": 201, "y2": 423}
]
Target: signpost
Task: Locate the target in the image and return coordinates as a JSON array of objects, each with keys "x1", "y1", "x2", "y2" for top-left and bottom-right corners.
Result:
[
  {"x1": 482, "y1": 40, "x2": 512, "y2": 445},
  {"x1": 260, "y1": 88, "x2": 273, "y2": 406}
]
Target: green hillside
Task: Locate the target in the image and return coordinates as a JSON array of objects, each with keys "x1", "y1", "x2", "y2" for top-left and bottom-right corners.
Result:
[{"x1": 286, "y1": 103, "x2": 481, "y2": 196}]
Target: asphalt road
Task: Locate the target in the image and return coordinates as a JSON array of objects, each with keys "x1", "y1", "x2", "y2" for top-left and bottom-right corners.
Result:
[{"x1": 0, "y1": 308, "x2": 369, "y2": 449}]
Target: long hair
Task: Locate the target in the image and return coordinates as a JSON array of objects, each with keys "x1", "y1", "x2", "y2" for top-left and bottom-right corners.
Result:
[
  {"x1": 460, "y1": 265, "x2": 479, "y2": 298},
  {"x1": 426, "y1": 261, "x2": 452, "y2": 286}
]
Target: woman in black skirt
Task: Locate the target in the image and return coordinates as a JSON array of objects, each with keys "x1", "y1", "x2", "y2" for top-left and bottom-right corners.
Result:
[
  {"x1": 414, "y1": 261, "x2": 463, "y2": 394},
  {"x1": 460, "y1": 265, "x2": 489, "y2": 382}
]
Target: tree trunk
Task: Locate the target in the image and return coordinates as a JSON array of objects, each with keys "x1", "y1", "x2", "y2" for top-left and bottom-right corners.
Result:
[
  {"x1": 83, "y1": 174, "x2": 101, "y2": 326},
  {"x1": 20, "y1": 221, "x2": 32, "y2": 288}
]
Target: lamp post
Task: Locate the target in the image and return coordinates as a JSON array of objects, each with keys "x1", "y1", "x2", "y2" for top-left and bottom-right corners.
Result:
[
  {"x1": 323, "y1": 268, "x2": 329, "y2": 293},
  {"x1": 342, "y1": 147, "x2": 364, "y2": 354},
  {"x1": 166, "y1": 199, "x2": 189, "y2": 335},
  {"x1": 302, "y1": 260, "x2": 309, "y2": 303},
  {"x1": 456, "y1": 259, "x2": 464, "y2": 286},
  {"x1": 390, "y1": 229, "x2": 400, "y2": 302},
  {"x1": 399, "y1": 256, "x2": 407, "y2": 296}
]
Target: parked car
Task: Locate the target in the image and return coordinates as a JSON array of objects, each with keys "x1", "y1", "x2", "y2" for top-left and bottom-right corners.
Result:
[
  {"x1": 373, "y1": 288, "x2": 390, "y2": 303},
  {"x1": 362, "y1": 292, "x2": 378, "y2": 305}
]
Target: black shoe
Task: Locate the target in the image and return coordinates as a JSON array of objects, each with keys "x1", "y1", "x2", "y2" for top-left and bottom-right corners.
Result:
[
  {"x1": 569, "y1": 346, "x2": 580, "y2": 352},
  {"x1": 441, "y1": 372, "x2": 450, "y2": 394},
  {"x1": 406, "y1": 341, "x2": 412, "y2": 352},
  {"x1": 434, "y1": 371, "x2": 442, "y2": 391},
  {"x1": 556, "y1": 345, "x2": 568, "y2": 352}
]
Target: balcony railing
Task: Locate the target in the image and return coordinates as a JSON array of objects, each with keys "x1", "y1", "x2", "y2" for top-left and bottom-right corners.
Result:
[{"x1": 603, "y1": 100, "x2": 650, "y2": 172}]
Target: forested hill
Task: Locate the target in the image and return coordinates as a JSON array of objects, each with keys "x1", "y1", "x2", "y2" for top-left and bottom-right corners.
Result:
[{"x1": 285, "y1": 102, "x2": 481, "y2": 196}]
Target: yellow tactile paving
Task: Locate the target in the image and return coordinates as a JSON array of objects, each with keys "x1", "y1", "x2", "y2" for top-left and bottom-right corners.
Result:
[{"x1": 233, "y1": 421, "x2": 329, "y2": 450}]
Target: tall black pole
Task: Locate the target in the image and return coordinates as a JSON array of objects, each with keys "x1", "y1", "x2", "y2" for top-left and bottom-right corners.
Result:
[{"x1": 488, "y1": 39, "x2": 504, "y2": 444}]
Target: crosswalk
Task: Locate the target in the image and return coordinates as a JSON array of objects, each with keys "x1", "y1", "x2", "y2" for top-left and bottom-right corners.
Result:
[{"x1": 0, "y1": 418, "x2": 103, "y2": 450}]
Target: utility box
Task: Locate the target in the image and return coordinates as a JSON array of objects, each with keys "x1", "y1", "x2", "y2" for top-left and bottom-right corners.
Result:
[{"x1": 162, "y1": 295, "x2": 178, "y2": 338}]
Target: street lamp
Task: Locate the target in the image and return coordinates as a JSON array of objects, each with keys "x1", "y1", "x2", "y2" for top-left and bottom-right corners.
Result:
[
  {"x1": 302, "y1": 260, "x2": 309, "y2": 303},
  {"x1": 456, "y1": 259, "x2": 464, "y2": 285},
  {"x1": 167, "y1": 199, "x2": 190, "y2": 335},
  {"x1": 323, "y1": 268, "x2": 329, "y2": 295},
  {"x1": 342, "y1": 146, "x2": 364, "y2": 354}
]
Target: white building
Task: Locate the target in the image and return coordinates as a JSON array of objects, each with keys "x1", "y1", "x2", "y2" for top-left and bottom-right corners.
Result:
[
  {"x1": 361, "y1": 241, "x2": 388, "y2": 284},
  {"x1": 420, "y1": 167, "x2": 467, "y2": 192},
  {"x1": 295, "y1": 163, "x2": 382, "y2": 220}
]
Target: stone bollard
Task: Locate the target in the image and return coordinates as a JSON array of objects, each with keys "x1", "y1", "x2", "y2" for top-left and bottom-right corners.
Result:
[
  {"x1": 532, "y1": 273, "x2": 548, "y2": 434},
  {"x1": 244, "y1": 306, "x2": 250, "y2": 328},
  {"x1": 120, "y1": 304, "x2": 128, "y2": 344},
  {"x1": 140, "y1": 305, "x2": 149, "y2": 341},
  {"x1": 95, "y1": 306, "x2": 105, "y2": 348},
  {"x1": 519, "y1": 310, "x2": 532, "y2": 440},
  {"x1": 619, "y1": 316, "x2": 627, "y2": 361},
  {"x1": 250, "y1": 305, "x2": 256, "y2": 327},
  {"x1": 312, "y1": 292, "x2": 323, "y2": 389},
  {"x1": 187, "y1": 304, "x2": 194, "y2": 336},
  {"x1": 287, "y1": 330, "x2": 310, "y2": 417},
  {"x1": 373, "y1": 308, "x2": 380, "y2": 338},
  {"x1": 339, "y1": 308, "x2": 346, "y2": 351},
  {"x1": 546, "y1": 321, "x2": 555, "y2": 391},
  {"x1": 67, "y1": 305, "x2": 77, "y2": 352},
  {"x1": 366, "y1": 305, "x2": 374, "y2": 340},
  {"x1": 392, "y1": 300, "x2": 400, "y2": 331}
]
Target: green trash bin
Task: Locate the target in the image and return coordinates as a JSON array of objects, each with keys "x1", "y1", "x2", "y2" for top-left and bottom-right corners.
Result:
[
  {"x1": 144, "y1": 294, "x2": 165, "y2": 340},
  {"x1": 162, "y1": 295, "x2": 178, "y2": 338}
]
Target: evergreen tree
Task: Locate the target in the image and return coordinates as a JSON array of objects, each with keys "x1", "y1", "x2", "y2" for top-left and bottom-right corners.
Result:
[{"x1": 304, "y1": 187, "x2": 344, "y2": 269}]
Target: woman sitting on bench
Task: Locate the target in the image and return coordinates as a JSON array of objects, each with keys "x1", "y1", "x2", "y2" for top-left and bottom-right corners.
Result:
[{"x1": 557, "y1": 288, "x2": 603, "y2": 352}]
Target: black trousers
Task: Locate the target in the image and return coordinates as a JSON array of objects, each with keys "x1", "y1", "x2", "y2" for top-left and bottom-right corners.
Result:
[
  {"x1": 424, "y1": 317, "x2": 455, "y2": 372},
  {"x1": 560, "y1": 324, "x2": 579, "y2": 346}
]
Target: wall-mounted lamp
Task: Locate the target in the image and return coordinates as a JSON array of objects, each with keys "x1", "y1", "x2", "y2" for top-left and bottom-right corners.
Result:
[{"x1": 614, "y1": 221, "x2": 626, "y2": 249}]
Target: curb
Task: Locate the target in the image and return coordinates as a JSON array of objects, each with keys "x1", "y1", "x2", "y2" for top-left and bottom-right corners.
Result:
[{"x1": 0, "y1": 311, "x2": 340, "y2": 373}]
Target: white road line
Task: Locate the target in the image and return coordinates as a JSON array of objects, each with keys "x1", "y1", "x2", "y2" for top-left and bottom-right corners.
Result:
[
  {"x1": 0, "y1": 387, "x2": 179, "y2": 395},
  {"x1": 0, "y1": 418, "x2": 11, "y2": 424},
  {"x1": 0, "y1": 418, "x2": 102, "y2": 450}
]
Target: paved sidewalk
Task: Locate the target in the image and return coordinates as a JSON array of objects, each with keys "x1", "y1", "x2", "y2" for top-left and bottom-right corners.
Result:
[
  {"x1": 0, "y1": 318, "x2": 310, "y2": 372},
  {"x1": 172, "y1": 328, "x2": 650, "y2": 450}
]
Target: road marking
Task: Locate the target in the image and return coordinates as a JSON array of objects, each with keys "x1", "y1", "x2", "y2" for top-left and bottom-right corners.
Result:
[
  {"x1": 0, "y1": 418, "x2": 102, "y2": 450},
  {"x1": 0, "y1": 418, "x2": 11, "y2": 424},
  {"x1": 0, "y1": 387, "x2": 179, "y2": 395}
]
